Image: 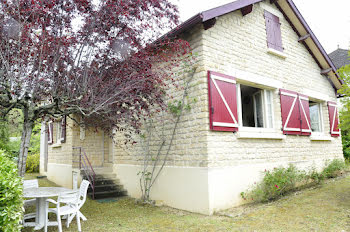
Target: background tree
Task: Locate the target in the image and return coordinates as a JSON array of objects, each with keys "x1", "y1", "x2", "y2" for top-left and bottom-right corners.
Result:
[
  {"x1": 0, "y1": 117, "x2": 9, "y2": 152},
  {"x1": 337, "y1": 50, "x2": 350, "y2": 159},
  {"x1": 0, "y1": 0, "x2": 191, "y2": 176}
]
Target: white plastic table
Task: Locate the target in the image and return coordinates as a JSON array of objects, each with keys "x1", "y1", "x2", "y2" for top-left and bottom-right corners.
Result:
[{"x1": 23, "y1": 187, "x2": 75, "y2": 230}]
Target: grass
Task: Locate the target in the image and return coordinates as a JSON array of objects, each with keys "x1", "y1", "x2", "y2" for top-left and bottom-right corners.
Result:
[{"x1": 23, "y1": 173, "x2": 350, "y2": 232}]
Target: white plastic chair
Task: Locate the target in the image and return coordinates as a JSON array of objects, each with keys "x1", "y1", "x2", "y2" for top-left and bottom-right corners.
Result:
[
  {"x1": 44, "y1": 191, "x2": 80, "y2": 232},
  {"x1": 23, "y1": 179, "x2": 39, "y2": 226},
  {"x1": 23, "y1": 179, "x2": 39, "y2": 206},
  {"x1": 44, "y1": 180, "x2": 90, "y2": 232},
  {"x1": 66, "y1": 180, "x2": 90, "y2": 226}
]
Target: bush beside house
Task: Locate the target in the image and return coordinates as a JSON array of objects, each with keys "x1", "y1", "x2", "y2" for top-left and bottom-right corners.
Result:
[
  {"x1": 0, "y1": 150, "x2": 23, "y2": 232},
  {"x1": 242, "y1": 159, "x2": 347, "y2": 203}
]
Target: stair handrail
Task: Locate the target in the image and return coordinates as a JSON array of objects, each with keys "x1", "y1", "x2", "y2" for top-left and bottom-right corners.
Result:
[{"x1": 73, "y1": 147, "x2": 95, "y2": 199}]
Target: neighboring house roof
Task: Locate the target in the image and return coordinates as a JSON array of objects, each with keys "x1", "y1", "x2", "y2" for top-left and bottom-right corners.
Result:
[
  {"x1": 162, "y1": 0, "x2": 343, "y2": 92},
  {"x1": 328, "y1": 48, "x2": 350, "y2": 70}
]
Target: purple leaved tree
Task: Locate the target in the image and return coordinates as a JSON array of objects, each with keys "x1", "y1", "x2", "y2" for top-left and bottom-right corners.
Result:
[{"x1": 0, "y1": 0, "x2": 191, "y2": 176}]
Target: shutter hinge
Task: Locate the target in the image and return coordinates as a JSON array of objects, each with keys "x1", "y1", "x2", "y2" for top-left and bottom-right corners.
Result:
[{"x1": 211, "y1": 107, "x2": 214, "y2": 114}]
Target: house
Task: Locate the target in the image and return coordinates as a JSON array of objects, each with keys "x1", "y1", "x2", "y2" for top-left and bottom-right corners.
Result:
[
  {"x1": 40, "y1": 0, "x2": 344, "y2": 215},
  {"x1": 329, "y1": 48, "x2": 350, "y2": 70},
  {"x1": 328, "y1": 48, "x2": 349, "y2": 107}
]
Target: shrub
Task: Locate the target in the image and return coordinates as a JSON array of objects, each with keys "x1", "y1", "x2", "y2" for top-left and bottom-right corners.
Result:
[
  {"x1": 242, "y1": 160, "x2": 347, "y2": 204},
  {"x1": 0, "y1": 150, "x2": 23, "y2": 232},
  {"x1": 242, "y1": 165, "x2": 304, "y2": 202},
  {"x1": 26, "y1": 153, "x2": 40, "y2": 173},
  {"x1": 307, "y1": 167, "x2": 325, "y2": 185},
  {"x1": 322, "y1": 159, "x2": 346, "y2": 178}
]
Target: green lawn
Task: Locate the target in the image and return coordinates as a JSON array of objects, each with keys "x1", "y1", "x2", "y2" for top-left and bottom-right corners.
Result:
[{"x1": 23, "y1": 173, "x2": 350, "y2": 232}]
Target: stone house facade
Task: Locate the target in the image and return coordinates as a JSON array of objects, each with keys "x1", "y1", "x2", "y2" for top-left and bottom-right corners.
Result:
[{"x1": 40, "y1": 0, "x2": 344, "y2": 215}]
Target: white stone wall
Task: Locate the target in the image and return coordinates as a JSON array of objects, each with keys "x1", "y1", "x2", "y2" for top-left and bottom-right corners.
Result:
[
  {"x1": 113, "y1": 25, "x2": 210, "y2": 168},
  {"x1": 202, "y1": 2, "x2": 343, "y2": 213},
  {"x1": 203, "y1": 2, "x2": 342, "y2": 167}
]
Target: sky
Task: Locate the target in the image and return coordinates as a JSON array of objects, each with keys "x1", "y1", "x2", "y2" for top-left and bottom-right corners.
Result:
[{"x1": 172, "y1": 0, "x2": 350, "y2": 53}]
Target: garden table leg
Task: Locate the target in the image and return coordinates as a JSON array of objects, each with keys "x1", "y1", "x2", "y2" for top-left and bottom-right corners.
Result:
[{"x1": 34, "y1": 197, "x2": 47, "y2": 230}]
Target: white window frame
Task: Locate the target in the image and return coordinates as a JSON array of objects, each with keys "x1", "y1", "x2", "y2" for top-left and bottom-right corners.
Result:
[
  {"x1": 48, "y1": 121, "x2": 53, "y2": 144},
  {"x1": 309, "y1": 101, "x2": 332, "y2": 141},
  {"x1": 237, "y1": 84, "x2": 275, "y2": 130},
  {"x1": 56, "y1": 120, "x2": 62, "y2": 144},
  {"x1": 309, "y1": 102, "x2": 323, "y2": 134}
]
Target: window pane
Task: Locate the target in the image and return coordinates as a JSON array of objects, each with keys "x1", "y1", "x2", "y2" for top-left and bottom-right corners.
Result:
[
  {"x1": 254, "y1": 92, "x2": 264, "y2": 128},
  {"x1": 240, "y1": 85, "x2": 273, "y2": 129},
  {"x1": 265, "y1": 90, "x2": 273, "y2": 128},
  {"x1": 241, "y1": 85, "x2": 257, "y2": 127},
  {"x1": 310, "y1": 103, "x2": 321, "y2": 132},
  {"x1": 57, "y1": 122, "x2": 62, "y2": 142}
]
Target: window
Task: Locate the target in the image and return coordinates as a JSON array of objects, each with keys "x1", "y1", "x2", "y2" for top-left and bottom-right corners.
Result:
[
  {"x1": 309, "y1": 101, "x2": 322, "y2": 133},
  {"x1": 238, "y1": 84, "x2": 274, "y2": 128},
  {"x1": 47, "y1": 121, "x2": 53, "y2": 144},
  {"x1": 55, "y1": 117, "x2": 66, "y2": 144},
  {"x1": 57, "y1": 121, "x2": 62, "y2": 143},
  {"x1": 264, "y1": 10, "x2": 283, "y2": 52},
  {"x1": 207, "y1": 71, "x2": 277, "y2": 134}
]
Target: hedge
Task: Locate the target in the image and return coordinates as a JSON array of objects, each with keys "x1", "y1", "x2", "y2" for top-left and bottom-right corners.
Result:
[{"x1": 0, "y1": 150, "x2": 23, "y2": 232}]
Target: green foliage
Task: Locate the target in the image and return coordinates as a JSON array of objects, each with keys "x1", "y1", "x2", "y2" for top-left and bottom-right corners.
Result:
[
  {"x1": 241, "y1": 165, "x2": 304, "y2": 202},
  {"x1": 168, "y1": 97, "x2": 197, "y2": 117},
  {"x1": 322, "y1": 159, "x2": 346, "y2": 178},
  {"x1": 28, "y1": 123, "x2": 41, "y2": 155},
  {"x1": 307, "y1": 167, "x2": 325, "y2": 185},
  {"x1": 0, "y1": 118, "x2": 10, "y2": 153},
  {"x1": 242, "y1": 160, "x2": 347, "y2": 203},
  {"x1": 6, "y1": 138, "x2": 21, "y2": 160},
  {"x1": 342, "y1": 133, "x2": 350, "y2": 160},
  {"x1": 26, "y1": 153, "x2": 40, "y2": 173},
  {"x1": 168, "y1": 100, "x2": 185, "y2": 116},
  {"x1": 0, "y1": 113, "x2": 41, "y2": 161},
  {"x1": 0, "y1": 150, "x2": 23, "y2": 232},
  {"x1": 338, "y1": 55, "x2": 350, "y2": 160},
  {"x1": 7, "y1": 110, "x2": 23, "y2": 138}
]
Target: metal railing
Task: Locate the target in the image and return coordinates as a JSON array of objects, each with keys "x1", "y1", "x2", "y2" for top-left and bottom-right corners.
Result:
[{"x1": 73, "y1": 147, "x2": 96, "y2": 199}]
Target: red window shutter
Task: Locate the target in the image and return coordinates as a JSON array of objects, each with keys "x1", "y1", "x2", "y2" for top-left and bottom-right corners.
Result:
[
  {"x1": 280, "y1": 89, "x2": 301, "y2": 135},
  {"x1": 208, "y1": 71, "x2": 238, "y2": 132},
  {"x1": 328, "y1": 102, "x2": 340, "y2": 137},
  {"x1": 298, "y1": 94, "x2": 311, "y2": 136},
  {"x1": 61, "y1": 116, "x2": 66, "y2": 143},
  {"x1": 48, "y1": 122, "x2": 53, "y2": 144},
  {"x1": 264, "y1": 10, "x2": 283, "y2": 52}
]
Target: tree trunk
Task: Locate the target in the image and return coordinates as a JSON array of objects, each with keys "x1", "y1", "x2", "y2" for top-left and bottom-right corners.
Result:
[{"x1": 17, "y1": 109, "x2": 33, "y2": 177}]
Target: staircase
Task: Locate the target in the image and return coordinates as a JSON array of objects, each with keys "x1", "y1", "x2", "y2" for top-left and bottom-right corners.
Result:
[
  {"x1": 82, "y1": 164, "x2": 127, "y2": 199},
  {"x1": 73, "y1": 147, "x2": 127, "y2": 200}
]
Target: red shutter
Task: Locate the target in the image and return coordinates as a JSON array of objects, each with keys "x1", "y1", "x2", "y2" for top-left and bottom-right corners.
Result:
[
  {"x1": 298, "y1": 94, "x2": 311, "y2": 136},
  {"x1": 328, "y1": 102, "x2": 340, "y2": 137},
  {"x1": 280, "y1": 89, "x2": 300, "y2": 135},
  {"x1": 61, "y1": 116, "x2": 66, "y2": 143},
  {"x1": 48, "y1": 122, "x2": 53, "y2": 144},
  {"x1": 264, "y1": 10, "x2": 283, "y2": 52},
  {"x1": 208, "y1": 71, "x2": 238, "y2": 132}
]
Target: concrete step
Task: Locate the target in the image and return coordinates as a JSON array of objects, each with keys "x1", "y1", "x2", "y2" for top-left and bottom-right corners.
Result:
[
  {"x1": 93, "y1": 166, "x2": 113, "y2": 174},
  {"x1": 80, "y1": 165, "x2": 126, "y2": 200},
  {"x1": 88, "y1": 189, "x2": 127, "y2": 199},
  {"x1": 91, "y1": 183, "x2": 124, "y2": 192},
  {"x1": 102, "y1": 163, "x2": 113, "y2": 167},
  {"x1": 81, "y1": 171, "x2": 116, "y2": 179}
]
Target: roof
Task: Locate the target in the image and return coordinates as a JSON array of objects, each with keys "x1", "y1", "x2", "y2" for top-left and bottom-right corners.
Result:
[
  {"x1": 328, "y1": 48, "x2": 350, "y2": 70},
  {"x1": 162, "y1": 0, "x2": 343, "y2": 93}
]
